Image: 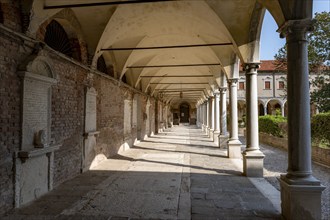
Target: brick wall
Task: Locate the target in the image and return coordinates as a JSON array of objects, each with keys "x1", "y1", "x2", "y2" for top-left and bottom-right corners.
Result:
[
  {"x1": 0, "y1": 29, "x2": 30, "y2": 215},
  {"x1": 49, "y1": 52, "x2": 87, "y2": 186},
  {"x1": 0, "y1": 1, "x2": 22, "y2": 32},
  {"x1": 259, "y1": 132, "x2": 330, "y2": 167}
]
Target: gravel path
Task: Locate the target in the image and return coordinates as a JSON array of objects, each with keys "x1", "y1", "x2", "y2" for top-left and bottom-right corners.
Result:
[{"x1": 239, "y1": 135, "x2": 330, "y2": 220}]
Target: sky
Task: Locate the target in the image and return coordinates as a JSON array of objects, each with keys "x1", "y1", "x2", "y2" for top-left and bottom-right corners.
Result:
[{"x1": 260, "y1": 0, "x2": 330, "y2": 60}]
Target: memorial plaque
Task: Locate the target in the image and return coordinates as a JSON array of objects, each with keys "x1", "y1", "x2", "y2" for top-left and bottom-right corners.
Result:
[
  {"x1": 85, "y1": 87, "x2": 97, "y2": 132},
  {"x1": 22, "y1": 79, "x2": 51, "y2": 150}
]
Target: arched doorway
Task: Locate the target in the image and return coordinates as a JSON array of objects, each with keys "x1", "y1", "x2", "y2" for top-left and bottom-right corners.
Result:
[
  {"x1": 259, "y1": 103, "x2": 265, "y2": 116},
  {"x1": 180, "y1": 103, "x2": 190, "y2": 123}
]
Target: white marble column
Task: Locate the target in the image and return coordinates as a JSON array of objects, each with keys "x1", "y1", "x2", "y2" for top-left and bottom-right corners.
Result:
[
  {"x1": 278, "y1": 19, "x2": 325, "y2": 220},
  {"x1": 264, "y1": 105, "x2": 267, "y2": 115},
  {"x1": 213, "y1": 91, "x2": 220, "y2": 144},
  {"x1": 218, "y1": 87, "x2": 228, "y2": 148},
  {"x1": 227, "y1": 79, "x2": 241, "y2": 158},
  {"x1": 206, "y1": 98, "x2": 210, "y2": 135},
  {"x1": 242, "y1": 63, "x2": 264, "y2": 177},
  {"x1": 214, "y1": 91, "x2": 220, "y2": 132},
  {"x1": 204, "y1": 101, "x2": 208, "y2": 133},
  {"x1": 220, "y1": 88, "x2": 228, "y2": 135},
  {"x1": 197, "y1": 105, "x2": 200, "y2": 127},
  {"x1": 209, "y1": 96, "x2": 215, "y2": 139},
  {"x1": 281, "y1": 103, "x2": 285, "y2": 117}
]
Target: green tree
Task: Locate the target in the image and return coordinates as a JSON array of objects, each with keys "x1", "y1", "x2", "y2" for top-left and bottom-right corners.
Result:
[{"x1": 274, "y1": 12, "x2": 330, "y2": 112}]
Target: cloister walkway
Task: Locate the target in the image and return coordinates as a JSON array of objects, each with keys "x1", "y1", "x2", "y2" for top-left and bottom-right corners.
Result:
[{"x1": 4, "y1": 125, "x2": 285, "y2": 219}]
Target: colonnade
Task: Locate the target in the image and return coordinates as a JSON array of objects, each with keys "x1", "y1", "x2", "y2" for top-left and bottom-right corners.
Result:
[{"x1": 196, "y1": 15, "x2": 325, "y2": 219}]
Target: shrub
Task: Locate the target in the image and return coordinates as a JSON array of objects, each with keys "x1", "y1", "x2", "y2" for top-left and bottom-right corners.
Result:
[
  {"x1": 259, "y1": 115, "x2": 287, "y2": 137},
  {"x1": 311, "y1": 112, "x2": 330, "y2": 147}
]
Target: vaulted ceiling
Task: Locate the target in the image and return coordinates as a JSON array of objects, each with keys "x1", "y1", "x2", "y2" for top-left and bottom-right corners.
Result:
[{"x1": 25, "y1": 0, "x2": 308, "y2": 107}]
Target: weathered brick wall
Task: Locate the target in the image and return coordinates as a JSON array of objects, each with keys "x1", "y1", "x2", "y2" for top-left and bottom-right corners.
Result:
[
  {"x1": 0, "y1": 0, "x2": 22, "y2": 32},
  {"x1": 0, "y1": 28, "x2": 31, "y2": 214},
  {"x1": 48, "y1": 52, "x2": 87, "y2": 186},
  {"x1": 93, "y1": 75, "x2": 126, "y2": 157}
]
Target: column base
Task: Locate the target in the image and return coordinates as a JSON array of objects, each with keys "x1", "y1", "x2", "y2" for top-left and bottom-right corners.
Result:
[
  {"x1": 209, "y1": 129, "x2": 214, "y2": 141},
  {"x1": 213, "y1": 131, "x2": 220, "y2": 144},
  {"x1": 227, "y1": 139, "x2": 241, "y2": 158},
  {"x1": 218, "y1": 133, "x2": 229, "y2": 148},
  {"x1": 279, "y1": 175, "x2": 325, "y2": 220},
  {"x1": 242, "y1": 150, "x2": 264, "y2": 177}
]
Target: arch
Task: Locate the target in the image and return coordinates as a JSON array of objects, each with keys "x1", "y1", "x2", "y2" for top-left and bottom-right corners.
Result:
[
  {"x1": 267, "y1": 99, "x2": 283, "y2": 115},
  {"x1": 36, "y1": 9, "x2": 88, "y2": 64},
  {"x1": 179, "y1": 102, "x2": 190, "y2": 123},
  {"x1": 0, "y1": 3, "x2": 3, "y2": 24},
  {"x1": 44, "y1": 20, "x2": 74, "y2": 58},
  {"x1": 259, "y1": 103, "x2": 265, "y2": 116}
]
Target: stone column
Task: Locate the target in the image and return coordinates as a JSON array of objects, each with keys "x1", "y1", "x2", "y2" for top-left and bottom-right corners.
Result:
[
  {"x1": 281, "y1": 103, "x2": 285, "y2": 117},
  {"x1": 227, "y1": 79, "x2": 241, "y2": 158},
  {"x1": 242, "y1": 63, "x2": 264, "y2": 177},
  {"x1": 213, "y1": 90, "x2": 220, "y2": 144},
  {"x1": 206, "y1": 98, "x2": 210, "y2": 135},
  {"x1": 203, "y1": 101, "x2": 207, "y2": 133},
  {"x1": 205, "y1": 101, "x2": 209, "y2": 133},
  {"x1": 219, "y1": 87, "x2": 228, "y2": 148},
  {"x1": 210, "y1": 96, "x2": 215, "y2": 139},
  {"x1": 196, "y1": 105, "x2": 200, "y2": 127},
  {"x1": 264, "y1": 105, "x2": 267, "y2": 115},
  {"x1": 278, "y1": 19, "x2": 325, "y2": 220}
]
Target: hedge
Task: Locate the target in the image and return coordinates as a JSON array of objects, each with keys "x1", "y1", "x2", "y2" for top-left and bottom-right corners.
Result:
[
  {"x1": 311, "y1": 112, "x2": 330, "y2": 147},
  {"x1": 259, "y1": 115, "x2": 287, "y2": 137}
]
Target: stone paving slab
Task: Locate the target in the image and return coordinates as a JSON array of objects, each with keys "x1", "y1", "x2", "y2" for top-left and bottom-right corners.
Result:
[{"x1": 2, "y1": 125, "x2": 282, "y2": 220}]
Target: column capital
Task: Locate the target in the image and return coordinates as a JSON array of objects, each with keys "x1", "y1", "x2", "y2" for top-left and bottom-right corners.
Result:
[
  {"x1": 243, "y1": 63, "x2": 260, "y2": 74},
  {"x1": 213, "y1": 89, "x2": 220, "y2": 96},
  {"x1": 227, "y1": 78, "x2": 238, "y2": 84},
  {"x1": 278, "y1": 19, "x2": 314, "y2": 40},
  {"x1": 220, "y1": 87, "x2": 227, "y2": 93}
]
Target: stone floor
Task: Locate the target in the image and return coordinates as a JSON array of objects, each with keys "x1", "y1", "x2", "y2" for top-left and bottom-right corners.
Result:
[{"x1": 1, "y1": 125, "x2": 298, "y2": 220}]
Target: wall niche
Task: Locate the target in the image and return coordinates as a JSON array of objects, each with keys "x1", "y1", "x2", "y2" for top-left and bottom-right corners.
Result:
[{"x1": 15, "y1": 55, "x2": 60, "y2": 207}]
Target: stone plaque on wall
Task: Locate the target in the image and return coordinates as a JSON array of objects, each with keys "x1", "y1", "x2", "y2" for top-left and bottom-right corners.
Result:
[
  {"x1": 85, "y1": 87, "x2": 97, "y2": 132},
  {"x1": 22, "y1": 79, "x2": 51, "y2": 150}
]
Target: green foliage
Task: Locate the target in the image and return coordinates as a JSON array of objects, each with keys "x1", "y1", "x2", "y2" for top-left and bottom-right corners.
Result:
[
  {"x1": 311, "y1": 112, "x2": 330, "y2": 147},
  {"x1": 259, "y1": 115, "x2": 287, "y2": 137}
]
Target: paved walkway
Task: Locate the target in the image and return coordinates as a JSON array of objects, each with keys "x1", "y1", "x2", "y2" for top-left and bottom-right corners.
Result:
[
  {"x1": 4, "y1": 125, "x2": 284, "y2": 219},
  {"x1": 239, "y1": 136, "x2": 330, "y2": 220}
]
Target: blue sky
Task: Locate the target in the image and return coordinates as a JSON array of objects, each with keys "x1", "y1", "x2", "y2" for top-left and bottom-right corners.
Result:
[{"x1": 260, "y1": 0, "x2": 330, "y2": 60}]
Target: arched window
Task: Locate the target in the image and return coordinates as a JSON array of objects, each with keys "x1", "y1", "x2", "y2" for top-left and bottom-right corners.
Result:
[
  {"x1": 97, "y1": 55, "x2": 107, "y2": 74},
  {"x1": 44, "y1": 20, "x2": 73, "y2": 57},
  {"x1": 0, "y1": 4, "x2": 4, "y2": 24}
]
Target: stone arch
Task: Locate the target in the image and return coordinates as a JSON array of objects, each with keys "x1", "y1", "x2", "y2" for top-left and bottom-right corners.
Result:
[
  {"x1": 97, "y1": 54, "x2": 115, "y2": 77},
  {"x1": 18, "y1": 54, "x2": 57, "y2": 80},
  {"x1": 0, "y1": 3, "x2": 3, "y2": 24},
  {"x1": 266, "y1": 99, "x2": 283, "y2": 116},
  {"x1": 179, "y1": 102, "x2": 190, "y2": 123},
  {"x1": 36, "y1": 9, "x2": 88, "y2": 64}
]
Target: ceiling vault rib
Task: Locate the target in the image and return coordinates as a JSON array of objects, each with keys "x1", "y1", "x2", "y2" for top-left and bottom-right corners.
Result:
[
  {"x1": 44, "y1": 0, "x2": 177, "y2": 9},
  {"x1": 101, "y1": 43, "x2": 232, "y2": 51},
  {"x1": 150, "y1": 83, "x2": 209, "y2": 84},
  {"x1": 154, "y1": 88, "x2": 206, "y2": 90},
  {"x1": 127, "y1": 63, "x2": 220, "y2": 68},
  {"x1": 139, "y1": 75, "x2": 214, "y2": 78}
]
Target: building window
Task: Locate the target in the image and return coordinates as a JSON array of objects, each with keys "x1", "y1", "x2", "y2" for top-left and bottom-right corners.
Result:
[
  {"x1": 239, "y1": 82, "x2": 245, "y2": 90},
  {"x1": 44, "y1": 20, "x2": 73, "y2": 58},
  {"x1": 0, "y1": 4, "x2": 3, "y2": 24},
  {"x1": 264, "y1": 81, "x2": 271, "y2": 90},
  {"x1": 278, "y1": 81, "x2": 285, "y2": 90}
]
